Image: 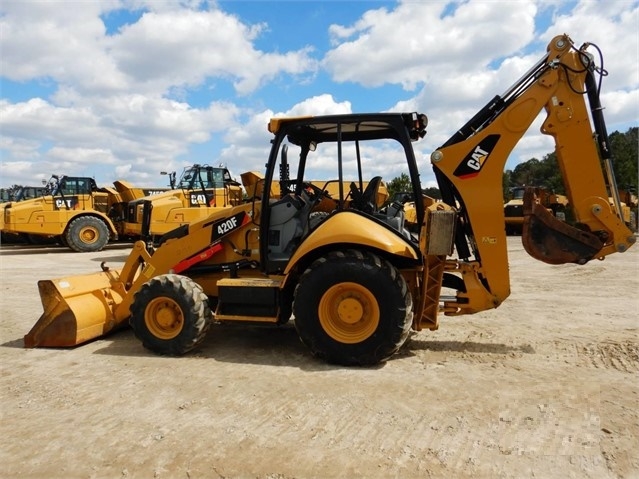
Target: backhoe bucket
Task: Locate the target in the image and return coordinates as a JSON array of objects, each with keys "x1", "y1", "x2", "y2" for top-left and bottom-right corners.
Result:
[
  {"x1": 521, "y1": 187, "x2": 604, "y2": 265},
  {"x1": 25, "y1": 270, "x2": 127, "y2": 348}
]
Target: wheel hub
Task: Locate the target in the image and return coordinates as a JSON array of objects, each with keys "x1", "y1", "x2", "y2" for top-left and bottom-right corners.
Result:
[
  {"x1": 80, "y1": 227, "x2": 97, "y2": 243},
  {"x1": 318, "y1": 282, "x2": 379, "y2": 344},
  {"x1": 145, "y1": 298, "x2": 184, "y2": 339},
  {"x1": 337, "y1": 297, "x2": 363, "y2": 324}
]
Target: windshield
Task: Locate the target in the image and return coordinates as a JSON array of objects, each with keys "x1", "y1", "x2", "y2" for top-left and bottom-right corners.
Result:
[
  {"x1": 178, "y1": 166, "x2": 229, "y2": 189},
  {"x1": 512, "y1": 188, "x2": 525, "y2": 200}
]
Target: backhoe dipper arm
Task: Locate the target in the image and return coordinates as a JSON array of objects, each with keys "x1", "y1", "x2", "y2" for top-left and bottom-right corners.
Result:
[{"x1": 430, "y1": 34, "x2": 635, "y2": 316}]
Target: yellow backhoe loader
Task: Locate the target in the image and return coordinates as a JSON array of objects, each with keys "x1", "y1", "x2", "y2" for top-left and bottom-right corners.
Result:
[
  {"x1": 0, "y1": 175, "x2": 169, "y2": 252},
  {"x1": 25, "y1": 35, "x2": 635, "y2": 365}
]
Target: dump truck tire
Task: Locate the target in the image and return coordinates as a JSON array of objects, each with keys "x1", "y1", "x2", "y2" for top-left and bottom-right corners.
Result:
[
  {"x1": 130, "y1": 274, "x2": 212, "y2": 356},
  {"x1": 293, "y1": 249, "x2": 413, "y2": 366},
  {"x1": 65, "y1": 216, "x2": 109, "y2": 252}
]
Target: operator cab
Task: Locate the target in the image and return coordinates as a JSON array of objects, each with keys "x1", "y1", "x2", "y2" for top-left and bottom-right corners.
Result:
[{"x1": 259, "y1": 113, "x2": 428, "y2": 273}]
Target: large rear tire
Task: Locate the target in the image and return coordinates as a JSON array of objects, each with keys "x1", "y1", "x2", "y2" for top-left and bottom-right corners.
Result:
[
  {"x1": 293, "y1": 249, "x2": 413, "y2": 366},
  {"x1": 130, "y1": 274, "x2": 211, "y2": 355},
  {"x1": 65, "y1": 216, "x2": 109, "y2": 252}
]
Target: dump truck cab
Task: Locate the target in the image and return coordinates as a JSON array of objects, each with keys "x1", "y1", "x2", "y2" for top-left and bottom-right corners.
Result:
[{"x1": 120, "y1": 164, "x2": 244, "y2": 239}]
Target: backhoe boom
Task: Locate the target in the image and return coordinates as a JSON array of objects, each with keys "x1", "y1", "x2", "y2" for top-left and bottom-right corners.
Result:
[{"x1": 431, "y1": 34, "x2": 635, "y2": 315}]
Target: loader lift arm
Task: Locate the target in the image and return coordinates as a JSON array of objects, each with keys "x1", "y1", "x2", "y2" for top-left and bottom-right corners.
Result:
[
  {"x1": 24, "y1": 211, "x2": 252, "y2": 348},
  {"x1": 431, "y1": 34, "x2": 635, "y2": 316}
]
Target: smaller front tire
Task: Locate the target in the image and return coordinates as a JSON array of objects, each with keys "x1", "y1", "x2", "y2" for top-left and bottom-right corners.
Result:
[{"x1": 130, "y1": 274, "x2": 212, "y2": 355}]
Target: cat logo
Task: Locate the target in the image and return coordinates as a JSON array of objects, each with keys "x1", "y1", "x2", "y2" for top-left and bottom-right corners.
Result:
[
  {"x1": 190, "y1": 193, "x2": 214, "y2": 206},
  {"x1": 54, "y1": 197, "x2": 79, "y2": 210},
  {"x1": 453, "y1": 134, "x2": 500, "y2": 179}
]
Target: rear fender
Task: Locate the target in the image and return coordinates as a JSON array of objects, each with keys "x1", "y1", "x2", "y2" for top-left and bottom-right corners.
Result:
[{"x1": 283, "y1": 211, "x2": 418, "y2": 275}]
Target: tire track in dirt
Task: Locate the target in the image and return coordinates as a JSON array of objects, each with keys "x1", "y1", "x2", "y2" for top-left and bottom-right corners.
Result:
[
  {"x1": 575, "y1": 341, "x2": 639, "y2": 373},
  {"x1": 405, "y1": 334, "x2": 639, "y2": 373}
]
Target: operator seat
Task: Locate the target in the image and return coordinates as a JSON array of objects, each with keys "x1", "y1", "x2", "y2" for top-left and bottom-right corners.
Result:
[
  {"x1": 350, "y1": 176, "x2": 383, "y2": 213},
  {"x1": 267, "y1": 191, "x2": 314, "y2": 262}
]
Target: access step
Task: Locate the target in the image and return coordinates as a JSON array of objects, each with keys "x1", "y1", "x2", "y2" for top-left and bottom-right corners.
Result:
[{"x1": 215, "y1": 277, "x2": 282, "y2": 322}]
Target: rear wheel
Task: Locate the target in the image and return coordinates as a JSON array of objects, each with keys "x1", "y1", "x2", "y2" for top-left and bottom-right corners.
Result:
[
  {"x1": 293, "y1": 249, "x2": 413, "y2": 366},
  {"x1": 65, "y1": 216, "x2": 109, "y2": 252},
  {"x1": 130, "y1": 274, "x2": 211, "y2": 355}
]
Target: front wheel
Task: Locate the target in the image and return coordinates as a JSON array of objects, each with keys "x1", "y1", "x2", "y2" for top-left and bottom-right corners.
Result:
[
  {"x1": 293, "y1": 249, "x2": 413, "y2": 366},
  {"x1": 130, "y1": 274, "x2": 212, "y2": 355}
]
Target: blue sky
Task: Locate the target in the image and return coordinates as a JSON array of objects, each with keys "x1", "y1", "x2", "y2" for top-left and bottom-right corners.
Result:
[{"x1": 1, "y1": 0, "x2": 637, "y2": 189}]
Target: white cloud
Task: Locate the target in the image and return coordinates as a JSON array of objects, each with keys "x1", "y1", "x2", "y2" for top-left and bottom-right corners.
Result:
[
  {"x1": 216, "y1": 95, "x2": 353, "y2": 178},
  {"x1": 0, "y1": 1, "x2": 319, "y2": 186},
  {"x1": 107, "y1": 9, "x2": 317, "y2": 96},
  {"x1": 324, "y1": 0, "x2": 537, "y2": 89},
  {"x1": 347, "y1": 0, "x2": 638, "y2": 172},
  {"x1": 0, "y1": 0, "x2": 636, "y2": 191},
  {"x1": 284, "y1": 94, "x2": 352, "y2": 117}
]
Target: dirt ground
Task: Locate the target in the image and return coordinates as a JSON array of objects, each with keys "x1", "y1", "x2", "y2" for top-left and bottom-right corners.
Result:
[{"x1": 0, "y1": 237, "x2": 637, "y2": 479}]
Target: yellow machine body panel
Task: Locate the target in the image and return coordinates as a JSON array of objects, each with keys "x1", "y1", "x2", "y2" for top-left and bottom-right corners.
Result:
[
  {"x1": 118, "y1": 164, "x2": 244, "y2": 238},
  {"x1": 284, "y1": 211, "x2": 418, "y2": 276},
  {"x1": 120, "y1": 187, "x2": 243, "y2": 237}
]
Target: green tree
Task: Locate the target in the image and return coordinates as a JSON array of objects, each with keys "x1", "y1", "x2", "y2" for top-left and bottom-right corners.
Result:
[
  {"x1": 502, "y1": 127, "x2": 638, "y2": 199},
  {"x1": 423, "y1": 187, "x2": 441, "y2": 199},
  {"x1": 386, "y1": 173, "x2": 441, "y2": 201},
  {"x1": 386, "y1": 173, "x2": 411, "y2": 199},
  {"x1": 610, "y1": 127, "x2": 638, "y2": 194}
]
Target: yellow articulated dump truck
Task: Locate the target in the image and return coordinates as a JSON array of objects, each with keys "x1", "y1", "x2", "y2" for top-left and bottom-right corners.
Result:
[
  {"x1": 25, "y1": 35, "x2": 635, "y2": 365},
  {"x1": 0, "y1": 185, "x2": 49, "y2": 244},
  {"x1": 615, "y1": 189, "x2": 638, "y2": 232},
  {"x1": 118, "y1": 164, "x2": 244, "y2": 241},
  {"x1": 0, "y1": 175, "x2": 169, "y2": 252}
]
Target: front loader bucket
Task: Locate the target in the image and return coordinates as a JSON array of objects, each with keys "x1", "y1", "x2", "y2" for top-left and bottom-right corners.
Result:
[{"x1": 25, "y1": 270, "x2": 127, "y2": 348}]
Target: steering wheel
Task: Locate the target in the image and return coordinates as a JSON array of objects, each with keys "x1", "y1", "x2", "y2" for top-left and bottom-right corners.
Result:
[{"x1": 302, "y1": 182, "x2": 330, "y2": 204}]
